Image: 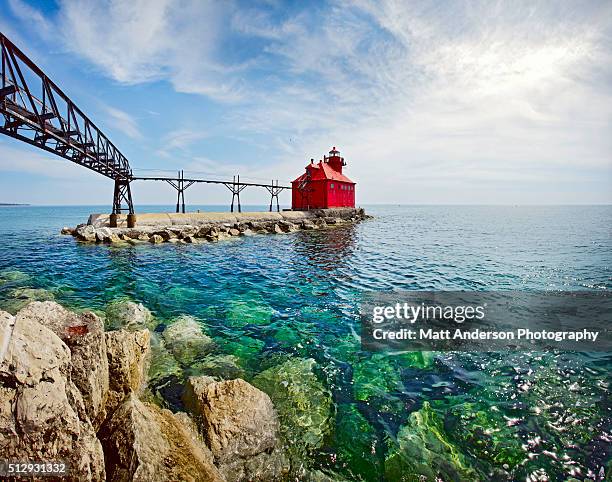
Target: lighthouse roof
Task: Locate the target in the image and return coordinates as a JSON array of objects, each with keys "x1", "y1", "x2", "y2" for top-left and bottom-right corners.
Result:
[{"x1": 292, "y1": 160, "x2": 354, "y2": 184}]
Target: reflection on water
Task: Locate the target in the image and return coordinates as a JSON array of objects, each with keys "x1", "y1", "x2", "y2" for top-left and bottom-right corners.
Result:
[{"x1": 0, "y1": 205, "x2": 611, "y2": 481}]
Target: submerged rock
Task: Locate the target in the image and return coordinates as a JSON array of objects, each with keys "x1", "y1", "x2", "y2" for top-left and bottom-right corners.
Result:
[
  {"x1": 100, "y1": 393, "x2": 223, "y2": 482},
  {"x1": 252, "y1": 358, "x2": 333, "y2": 453},
  {"x1": 333, "y1": 404, "x2": 380, "y2": 481},
  {"x1": 17, "y1": 301, "x2": 109, "y2": 429},
  {"x1": 2, "y1": 287, "x2": 55, "y2": 314},
  {"x1": 105, "y1": 300, "x2": 156, "y2": 331},
  {"x1": 187, "y1": 354, "x2": 245, "y2": 380},
  {"x1": 105, "y1": 329, "x2": 150, "y2": 417},
  {"x1": 384, "y1": 401, "x2": 476, "y2": 481},
  {"x1": 162, "y1": 315, "x2": 215, "y2": 366},
  {"x1": 0, "y1": 269, "x2": 30, "y2": 285},
  {"x1": 352, "y1": 354, "x2": 403, "y2": 402},
  {"x1": 0, "y1": 309, "x2": 105, "y2": 481},
  {"x1": 225, "y1": 299, "x2": 272, "y2": 328},
  {"x1": 147, "y1": 333, "x2": 184, "y2": 409}
]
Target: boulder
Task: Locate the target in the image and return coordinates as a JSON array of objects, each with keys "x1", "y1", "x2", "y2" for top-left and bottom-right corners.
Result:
[
  {"x1": 273, "y1": 224, "x2": 284, "y2": 234},
  {"x1": 228, "y1": 228, "x2": 241, "y2": 236},
  {"x1": 61, "y1": 226, "x2": 75, "y2": 235},
  {"x1": 100, "y1": 393, "x2": 223, "y2": 482},
  {"x1": 302, "y1": 221, "x2": 316, "y2": 230},
  {"x1": 184, "y1": 236, "x2": 197, "y2": 243},
  {"x1": 278, "y1": 221, "x2": 296, "y2": 232},
  {"x1": 162, "y1": 316, "x2": 215, "y2": 366},
  {"x1": 0, "y1": 310, "x2": 105, "y2": 481},
  {"x1": 95, "y1": 227, "x2": 113, "y2": 242},
  {"x1": 149, "y1": 234, "x2": 164, "y2": 244},
  {"x1": 188, "y1": 354, "x2": 245, "y2": 380},
  {"x1": 183, "y1": 377, "x2": 279, "y2": 462},
  {"x1": 147, "y1": 336, "x2": 184, "y2": 410},
  {"x1": 76, "y1": 224, "x2": 97, "y2": 242},
  {"x1": 384, "y1": 401, "x2": 476, "y2": 481},
  {"x1": 105, "y1": 300, "x2": 155, "y2": 331},
  {"x1": 16, "y1": 302, "x2": 109, "y2": 429},
  {"x1": 105, "y1": 329, "x2": 150, "y2": 417},
  {"x1": 253, "y1": 358, "x2": 332, "y2": 453},
  {"x1": 152, "y1": 230, "x2": 174, "y2": 241},
  {"x1": 3, "y1": 287, "x2": 55, "y2": 314}
]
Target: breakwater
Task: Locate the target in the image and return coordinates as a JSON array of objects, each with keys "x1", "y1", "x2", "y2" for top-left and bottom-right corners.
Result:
[{"x1": 62, "y1": 208, "x2": 368, "y2": 244}]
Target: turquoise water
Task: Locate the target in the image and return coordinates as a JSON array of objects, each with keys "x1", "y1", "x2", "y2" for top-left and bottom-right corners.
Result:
[{"x1": 0, "y1": 205, "x2": 610, "y2": 481}]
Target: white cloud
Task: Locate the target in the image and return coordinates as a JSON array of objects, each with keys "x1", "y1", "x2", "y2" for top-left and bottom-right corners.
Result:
[
  {"x1": 0, "y1": 140, "x2": 98, "y2": 179},
  {"x1": 102, "y1": 105, "x2": 143, "y2": 140},
  {"x1": 55, "y1": 0, "x2": 243, "y2": 102}
]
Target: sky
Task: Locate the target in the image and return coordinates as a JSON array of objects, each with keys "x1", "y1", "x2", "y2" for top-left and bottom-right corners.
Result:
[{"x1": 0, "y1": 0, "x2": 610, "y2": 206}]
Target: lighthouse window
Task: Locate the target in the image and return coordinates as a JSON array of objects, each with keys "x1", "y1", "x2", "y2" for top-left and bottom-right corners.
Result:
[{"x1": 330, "y1": 183, "x2": 334, "y2": 188}]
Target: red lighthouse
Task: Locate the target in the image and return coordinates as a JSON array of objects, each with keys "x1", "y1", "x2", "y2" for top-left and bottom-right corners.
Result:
[{"x1": 291, "y1": 147, "x2": 356, "y2": 210}]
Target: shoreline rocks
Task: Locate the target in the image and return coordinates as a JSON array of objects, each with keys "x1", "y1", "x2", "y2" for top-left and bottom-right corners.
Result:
[
  {"x1": 1, "y1": 299, "x2": 330, "y2": 481},
  {"x1": 63, "y1": 208, "x2": 369, "y2": 245}
]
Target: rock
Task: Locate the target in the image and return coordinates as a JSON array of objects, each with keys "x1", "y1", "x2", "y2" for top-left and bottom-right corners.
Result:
[
  {"x1": 218, "y1": 449, "x2": 290, "y2": 482},
  {"x1": 76, "y1": 224, "x2": 97, "y2": 242},
  {"x1": 0, "y1": 311, "x2": 15, "y2": 363},
  {"x1": 384, "y1": 401, "x2": 476, "y2": 481},
  {"x1": 184, "y1": 235, "x2": 197, "y2": 243},
  {"x1": 162, "y1": 316, "x2": 215, "y2": 366},
  {"x1": 105, "y1": 300, "x2": 155, "y2": 331},
  {"x1": 0, "y1": 310, "x2": 106, "y2": 481},
  {"x1": 0, "y1": 269, "x2": 30, "y2": 285},
  {"x1": 195, "y1": 225, "x2": 212, "y2": 238},
  {"x1": 302, "y1": 220, "x2": 316, "y2": 230},
  {"x1": 152, "y1": 230, "x2": 174, "y2": 241},
  {"x1": 16, "y1": 301, "x2": 109, "y2": 429},
  {"x1": 228, "y1": 228, "x2": 241, "y2": 236},
  {"x1": 149, "y1": 234, "x2": 164, "y2": 244},
  {"x1": 105, "y1": 329, "x2": 150, "y2": 417},
  {"x1": 2, "y1": 287, "x2": 55, "y2": 314},
  {"x1": 252, "y1": 358, "x2": 332, "y2": 453},
  {"x1": 273, "y1": 224, "x2": 284, "y2": 234},
  {"x1": 61, "y1": 226, "x2": 75, "y2": 235},
  {"x1": 278, "y1": 221, "x2": 297, "y2": 232},
  {"x1": 183, "y1": 377, "x2": 280, "y2": 462},
  {"x1": 187, "y1": 354, "x2": 245, "y2": 380},
  {"x1": 95, "y1": 227, "x2": 113, "y2": 242},
  {"x1": 147, "y1": 335, "x2": 184, "y2": 410},
  {"x1": 100, "y1": 393, "x2": 223, "y2": 482}
]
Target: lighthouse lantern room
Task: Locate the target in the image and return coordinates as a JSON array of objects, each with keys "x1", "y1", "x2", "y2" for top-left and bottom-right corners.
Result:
[{"x1": 291, "y1": 147, "x2": 356, "y2": 210}]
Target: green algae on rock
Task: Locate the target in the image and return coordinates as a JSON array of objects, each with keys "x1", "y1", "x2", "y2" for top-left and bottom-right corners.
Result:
[
  {"x1": 105, "y1": 299, "x2": 157, "y2": 331},
  {"x1": 186, "y1": 354, "x2": 245, "y2": 380},
  {"x1": 219, "y1": 335, "x2": 265, "y2": 360},
  {"x1": 385, "y1": 401, "x2": 477, "y2": 482},
  {"x1": 0, "y1": 269, "x2": 31, "y2": 285},
  {"x1": 1, "y1": 287, "x2": 55, "y2": 314},
  {"x1": 352, "y1": 354, "x2": 403, "y2": 401},
  {"x1": 444, "y1": 401, "x2": 525, "y2": 471},
  {"x1": 162, "y1": 315, "x2": 215, "y2": 366},
  {"x1": 252, "y1": 358, "x2": 333, "y2": 453},
  {"x1": 225, "y1": 298, "x2": 273, "y2": 328},
  {"x1": 147, "y1": 334, "x2": 185, "y2": 409},
  {"x1": 332, "y1": 403, "x2": 381, "y2": 481}
]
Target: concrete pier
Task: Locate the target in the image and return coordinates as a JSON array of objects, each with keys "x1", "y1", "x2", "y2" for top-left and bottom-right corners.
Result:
[
  {"x1": 88, "y1": 208, "x2": 364, "y2": 228},
  {"x1": 64, "y1": 208, "x2": 369, "y2": 244}
]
